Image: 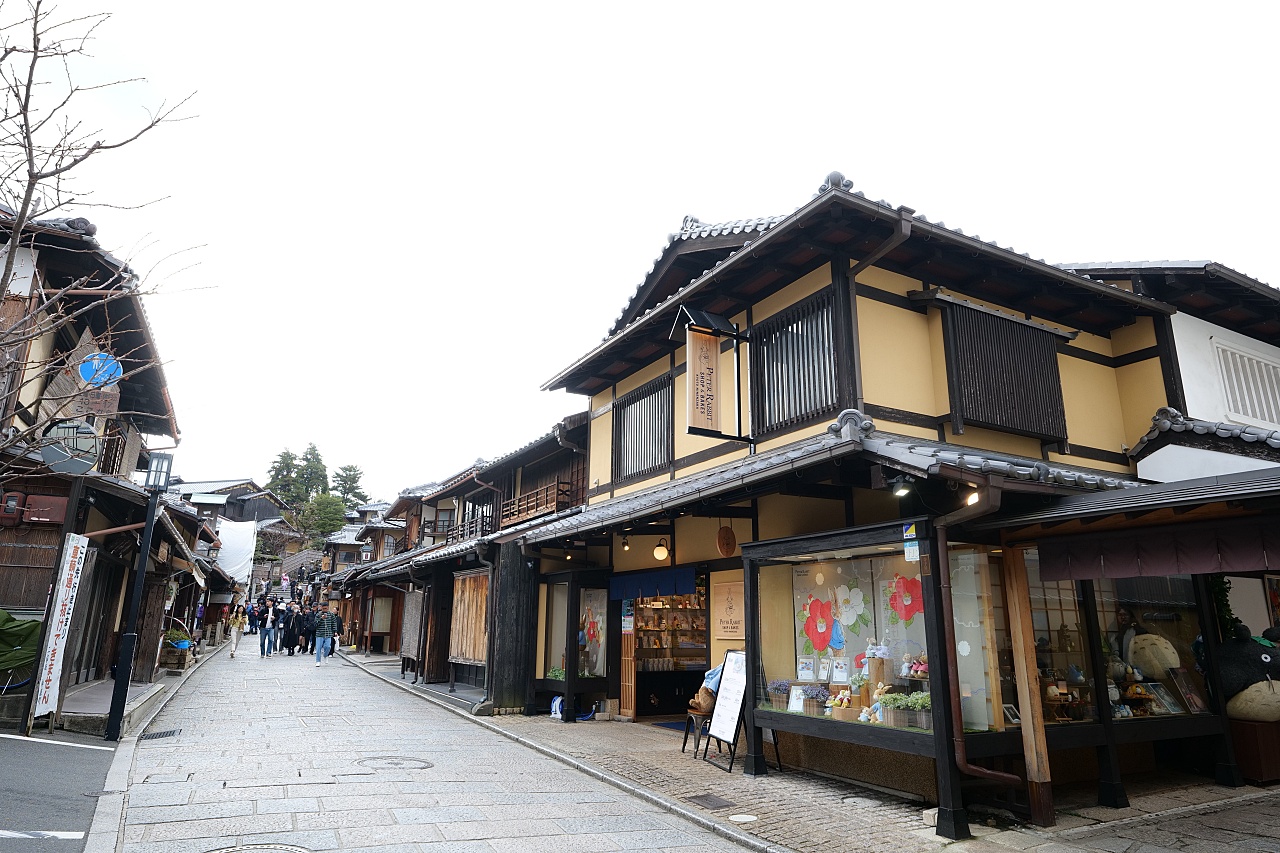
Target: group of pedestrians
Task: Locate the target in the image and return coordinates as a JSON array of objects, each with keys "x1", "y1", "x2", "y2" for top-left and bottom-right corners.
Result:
[{"x1": 225, "y1": 599, "x2": 344, "y2": 665}]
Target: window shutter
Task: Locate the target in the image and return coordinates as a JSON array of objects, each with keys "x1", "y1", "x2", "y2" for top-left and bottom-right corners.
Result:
[{"x1": 1215, "y1": 341, "x2": 1280, "y2": 427}]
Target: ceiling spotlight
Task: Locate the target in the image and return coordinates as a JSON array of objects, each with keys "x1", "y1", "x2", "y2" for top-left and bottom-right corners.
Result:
[
  {"x1": 622, "y1": 536, "x2": 630, "y2": 552},
  {"x1": 890, "y1": 475, "x2": 914, "y2": 497},
  {"x1": 653, "y1": 538, "x2": 669, "y2": 561},
  {"x1": 966, "y1": 491, "x2": 981, "y2": 506}
]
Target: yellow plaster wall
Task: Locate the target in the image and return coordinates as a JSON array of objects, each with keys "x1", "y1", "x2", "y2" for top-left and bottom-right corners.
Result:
[
  {"x1": 853, "y1": 489, "x2": 901, "y2": 525},
  {"x1": 928, "y1": 310, "x2": 950, "y2": 415},
  {"x1": 1046, "y1": 452, "x2": 1132, "y2": 475},
  {"x1": 611, "y1": 532, "x2": 672, "y2": 573},
  {"x1": 709, "y1": 568, "x2": 746, "y2": 675},
  {"x1": 942, "y1": 423, "x2": 1042, "y2": 459},
  {"x1": 757, "y1": 494, "x2": 845, "y2": 541},
  {"x1": 855, "y1": 265, "x2": 921, "y2": 297},
  {"x1": 676, "y1": 447, "x2": 749, "y2": 478},
  {"x1": 1116, "y1": 358, "x2": 1168, "y2": 448},
  {"x1": 750, "y1": 265, "x2": 832, "y2": 324},
  {"x1": 1064, "y1": 330, "x2": 1114, "y2": 358},
  {"x1": 1111, "y1": 316, "x2": 1157, "y2": 356},
  {"x1": 1059, "y1": 356, "x2": 1127, "y2": 454},
  {"x1": 614, "y1": 357, "x2": 670, "y2": 398},
  {"x1": 587, "y1": 411, "x2": 612, "y2": 503},
  {"x1": 612, "y1": 472, "x2": 669, "y2": 498},
  {"x1": 873, "y1": 421, "x2": 937, "y2": 440},
  {"x1": 674, "y1": 515, "x2": 744, "y2": 564},
  {"x1": 858, "y1": 297, "x2": 938, "y2": 416}
]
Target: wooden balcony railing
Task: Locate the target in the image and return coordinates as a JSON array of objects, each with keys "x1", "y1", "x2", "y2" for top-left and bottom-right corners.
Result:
[
  {"x1": 444, "y1": 515, "x2": 492, "y2": 544},
  {"x1": 500, "y1": 480, "x2": 573, "y2": 528},
  {"x1": 421, "y1": 518, "x2": 453, "y2": 536}
]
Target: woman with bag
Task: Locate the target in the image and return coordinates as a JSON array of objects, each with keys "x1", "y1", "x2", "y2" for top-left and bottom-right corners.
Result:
[{"x1": 227, "y1": 605, "x2": 248, "y2": 659}]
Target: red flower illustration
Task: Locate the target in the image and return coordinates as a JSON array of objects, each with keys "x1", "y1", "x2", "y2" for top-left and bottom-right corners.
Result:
[
  {"x1": 889, "y1": 574, "x2": 924, "y2": 624},
  {"x1": 804, "y1": 598, "x2": 834, "y2": 652},
  {"x1": 853, "y1": 652, "x2": 867, "y2": 671}
]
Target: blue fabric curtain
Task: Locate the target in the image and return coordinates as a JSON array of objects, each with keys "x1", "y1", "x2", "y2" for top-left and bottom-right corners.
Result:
[{"x1": 609, "y1": 567, "x2": 696, "y2": 600}]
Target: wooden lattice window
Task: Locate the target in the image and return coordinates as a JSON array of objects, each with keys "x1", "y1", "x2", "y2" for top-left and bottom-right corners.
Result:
[
  {"x1": 612, "y1": 375, "x2": 672, "y2": 482},
  {"x1": 749, "y1": 288, "x2": 840, "y2": 436}
]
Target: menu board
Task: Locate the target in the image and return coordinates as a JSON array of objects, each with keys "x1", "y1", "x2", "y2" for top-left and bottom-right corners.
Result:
[{"x1": 708, "y1": 649, "x2": 747, "y2": 743}]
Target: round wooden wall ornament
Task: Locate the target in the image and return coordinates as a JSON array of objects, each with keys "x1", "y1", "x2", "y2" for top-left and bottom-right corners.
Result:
[{"x1": 716, "y1": 525, "x2": 737, "y2": 558}]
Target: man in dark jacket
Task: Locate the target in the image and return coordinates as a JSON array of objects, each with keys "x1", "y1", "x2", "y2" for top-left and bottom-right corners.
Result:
[
  {"x1": 314, "y1": 606, "x2": 339, "y2": 665},
  {"x1": 301, "y1": 606, "x2": 317, "y2": 654}
]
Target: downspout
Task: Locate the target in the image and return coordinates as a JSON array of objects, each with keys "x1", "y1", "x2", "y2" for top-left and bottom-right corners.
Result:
[
  {"x1": 933, "y1": 476, "x2": 1022, "y2": 788},
  {"x1": 553, "y1": 423, "x2": 585, "y2": 454},
  {"x1": 473, "y1": 542, "x2": 496, "y2": 716}
]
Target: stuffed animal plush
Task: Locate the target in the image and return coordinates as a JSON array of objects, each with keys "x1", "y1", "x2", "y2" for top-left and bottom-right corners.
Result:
[
  {"x1": 1129, "y1": 632, "x2": 1181, "y2": 676},
  {"x1": 1220, "y1": 623, "x2": 1280, "y2": 723},
  {"x1": 869, "y1": 682, "x2": 892, "y2": 723}
]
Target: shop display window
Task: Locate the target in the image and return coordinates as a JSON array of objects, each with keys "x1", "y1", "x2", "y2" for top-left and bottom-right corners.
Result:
[
  {"x1": 757, "y1": 544, "x2": 932, "y2": 728},
  {"x1": 948, "y1": 545, "x2": 1013, "y2": 732},
  {"x1": 632, "y1": 592, "x2": 707, "y2": 672},
  {"x1": 543, "y1": 582, "x2": 568, "y2": 680},
  {"x1": 579, "y1": 588, "x2": 607, "y2": 678},
  {"x1": 1093, "y1": 574, "x2": 1210, "y2": 718},
  {"x1": 1025, "y1": 550, "x2": 1098, "y2": 725}
]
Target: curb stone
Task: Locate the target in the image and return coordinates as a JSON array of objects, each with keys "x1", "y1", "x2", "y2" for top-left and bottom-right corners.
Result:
[
  {"x1": 83, "y1": 640, "x2": 228, "y2": 853},
  {"x1": 340, "y1": 650, "x2": 794, "y2": 853}
]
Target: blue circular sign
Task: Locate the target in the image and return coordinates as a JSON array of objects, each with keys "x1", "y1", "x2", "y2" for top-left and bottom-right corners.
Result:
[{"x1": 78, "y1": 353, "x2": 123, "y2": 387}]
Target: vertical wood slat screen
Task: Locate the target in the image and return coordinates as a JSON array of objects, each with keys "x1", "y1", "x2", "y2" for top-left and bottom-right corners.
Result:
[
  {"x1": 1215, "y1": 342, "x2": 1280, "y2": 426},
  {"x1": 749, "y1": 288, "x2": 839, "y2": 436},
  {"x1": 448, "y1": 572, "x2": 489, "y2": 665},
  {"x1": 942, "y1": 303, "x2": 1068, "y2": 441},
  {"x1": 612, "y1": 376, "x2": 673, "y2": 482}
]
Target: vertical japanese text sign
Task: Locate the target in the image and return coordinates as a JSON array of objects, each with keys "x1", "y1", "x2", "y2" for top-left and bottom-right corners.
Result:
[
  {"x1": 687, "y1": 328, "x2": 720, "y2": 434},
  {"x1": 33, "y1": 533, "x2": 89, "y2": 717}
]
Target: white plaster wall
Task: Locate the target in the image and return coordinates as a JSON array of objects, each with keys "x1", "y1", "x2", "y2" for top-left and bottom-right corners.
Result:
[
  {"x1": 1137, "y1": 444, "x2": 1280, "y2": 483},
  {"x1": 1, "y1": 246, "x2": 38, "y2": 296},
  {"x1": 1170, "y1": 311, "x2": 1280, "y2": 426}
]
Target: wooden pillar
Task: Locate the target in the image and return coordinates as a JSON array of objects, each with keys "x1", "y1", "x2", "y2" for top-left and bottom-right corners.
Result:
[
  {"x1": 562, "y1": 577, "x2": 581, "y2": 723},
  {"x1": 921, "y1": 534, "x2": 969, "y2": 840},
  {"x1": 1002, "y1": 548, "x2": 1055, "y2": 826},
  {"x1": 1193, "y1": 574, "x2": 1243, "y2": 787},
  {"x1": 490, "y1": 541, "x2": 536, "y2": 711},
  {"x1": 741, "y1": 557, "x2": 767, "y2": 775},
  {"x1": 1078, "y1": 579, "x2": 1128, "y2": 807}
]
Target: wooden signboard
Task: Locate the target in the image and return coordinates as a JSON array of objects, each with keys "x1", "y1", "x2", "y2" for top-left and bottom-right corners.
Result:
[{"x1": 686, "y1": 328, "x2": 720, "y2": 433}]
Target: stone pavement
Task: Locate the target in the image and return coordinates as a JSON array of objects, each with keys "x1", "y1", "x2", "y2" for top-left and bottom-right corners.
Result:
[
  {"x1": 84, "y1": 645, "x2": 761, "y2": 853},
  {"x1": 85, "y1": 644, "x2": 1280, "y2": 853}
]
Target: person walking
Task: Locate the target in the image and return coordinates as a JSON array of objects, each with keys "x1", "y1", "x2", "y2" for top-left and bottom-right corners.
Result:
[
  {"x1": 281, "y1": 602, "x2": 301, "y2": 656},
  {"x1": 328, "y1": 611, "x2": 344, "y2": 657},
  {"x1": 301, "y1": 605, "x2": 317, "y2": 655},
  {"x1": 259, "y1": 597, "x2": 278, "y2": 657},
  {"x1": 314, "y1": 606, "x2": 339, "y2": 666},
  {"x1": 246, "y1": 602, "x2": 258, "y2": 636},
  {"x1": 227, "y1": 605, "x2": 248, "y2": 658}
]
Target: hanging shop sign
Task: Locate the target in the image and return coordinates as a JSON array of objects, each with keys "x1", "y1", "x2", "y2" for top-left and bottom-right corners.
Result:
[{"x1": 687, "y1": 328, "x2": 720, "y2": 434}]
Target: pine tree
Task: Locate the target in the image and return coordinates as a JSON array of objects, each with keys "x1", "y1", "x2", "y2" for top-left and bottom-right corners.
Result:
[
  {"x1": 266, "y1": 449, "x2": 303, "y2": 508},
  {"x1": 333, "y1": 464, "x2": 371, "y2": 510},
  {"x1": 297, "y1": 443, "x2": 329, "y2": 502}
]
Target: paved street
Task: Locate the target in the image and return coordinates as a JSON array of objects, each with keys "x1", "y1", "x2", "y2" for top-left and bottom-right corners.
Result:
[
  {"x1": 89, "y1": 648, "x2": 757, "y2": 853},
  {"x1": 0, "y1": 730, "x2": 115, "y2": 850}
]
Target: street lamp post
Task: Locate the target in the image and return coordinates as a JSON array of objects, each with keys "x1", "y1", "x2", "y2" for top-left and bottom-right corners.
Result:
[{"x1": 104, "y1": 452, "x2": 172, "y2": 742}]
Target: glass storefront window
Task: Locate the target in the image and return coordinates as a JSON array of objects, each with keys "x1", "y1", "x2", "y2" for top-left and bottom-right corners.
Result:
[
  {"x1": 579, "y1": 588, "x2": 607, "y2": 678},
  {"x1": 544, "y1": 582, "x2": 568, "y2": 680},
  {"x1": 948, "y1": 545, "x2": 1012, "y2": 732},
  {"x1": 1093, "y1": 575, "x2": 1210, "y2": 718},
  {"x1": 1024, "y1": 550, "x2": 1098, "y2": 725},
  {"x1": 758, "y1": 544, "x2": 932, "y2": 728}
]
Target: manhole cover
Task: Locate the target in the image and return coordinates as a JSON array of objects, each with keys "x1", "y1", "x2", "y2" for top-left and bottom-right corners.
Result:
[
  {"x1": 140, "y1": 729, "x2": 181, "y2": 740},
  {"x1": 685, "y1": 794, "x2": 736, "y2": 810},
  {"x1": 204, "y1": 846, "x2": 313, "y2": 853},
  {"x1": 355, "y1": 756, "x2": 433, "y2": 770}
]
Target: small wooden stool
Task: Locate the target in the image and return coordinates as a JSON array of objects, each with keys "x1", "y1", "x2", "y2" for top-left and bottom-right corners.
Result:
[{"x1": 682, "y1": 712, "x2": 712, "y2": 755}]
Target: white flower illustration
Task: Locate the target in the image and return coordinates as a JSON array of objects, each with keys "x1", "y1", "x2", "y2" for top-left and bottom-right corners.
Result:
[
  {"x1": 957, "y1": 640, "x2": 972, "y2": 658},
  {"x1": 834, "y1": 584, "x2": 865, "y2": 626}
]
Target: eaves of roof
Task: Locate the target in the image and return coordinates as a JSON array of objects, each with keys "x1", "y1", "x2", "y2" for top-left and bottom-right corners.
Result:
[
  {"x1": 968, "y1": 465, "x2": 1280, "y2": 531},
  {"x1": 409, "y1": 538, "x2": 490, "y2": 569},
  {"x1": 1129, "y1": 407, "x2": 1280, "y2": 460},
  {"x1": 1061, "y1": 260, "x2": 1276, "y2": 297},
  {"x1": 420, "y1": 465, "x2": 486, "y2": 503},
  {"x1": 543, "y1": 177, "x2": 1174, "y2": 393}
]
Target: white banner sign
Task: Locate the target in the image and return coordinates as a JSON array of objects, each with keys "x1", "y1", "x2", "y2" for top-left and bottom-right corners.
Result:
[{"x1": 33, "y1": 533, "x2": 90, "y2": 717}]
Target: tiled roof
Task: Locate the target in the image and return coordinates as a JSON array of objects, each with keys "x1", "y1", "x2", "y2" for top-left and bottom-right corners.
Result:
[
  {"x1": 366, "y1": 545, "x2": 435, "y2": 581},
  {"x1": 398, "y1": 482, "x2": 439, "y2": 497},
  {"x1": 525, "y1": 409, "x2": 1138, "y2": 544},
  {"x1": 1060, "y1": 261, "x2": 1277, "y2": 300},
  {"x1": 1129, "y1": 407, "x2": 1280, "y2": 459},
  {"x1": 409, "y1": 537, "x2": 491, "y2": 568},
  {"x1": 326, "y1": 524, "x2": 367, "y2": 546},
  {"x1": 356, "y1": 501, "x2": 391, "y2": 512},
  {"x1": 170, "y1": 478, "x2": 256, "y2": 495}
]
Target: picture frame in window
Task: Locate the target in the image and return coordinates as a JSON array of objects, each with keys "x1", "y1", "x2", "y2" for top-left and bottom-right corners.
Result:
[
  {"x1": 1002, "y1": 703, "x2": 1021, "y2": 726},
  {"x1": 1168, "y1": 667, "x2": 1210, "y2": 714},
  {"x1": 817, "y1": 656, "x2": 832, "y2": 682},
  {"x1": 787, "y1": 684, "x2": 807, "y2": 713},
  {"x1": 1266, "y1": 575, "x2": 1280, "y2": 628},
  {"x1": 1146, "y1": 681, "x2": 1185, "y2": 715},
  {"x1": 829, "y1": 657, "x2": 851, "y2": 685},
  {"x1": 796, "y1": 656, "x2": 816, "y2": 682}
]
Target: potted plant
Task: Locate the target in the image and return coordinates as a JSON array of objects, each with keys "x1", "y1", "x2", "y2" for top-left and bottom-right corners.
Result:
[
  {"x1": 849, "y1": 672, "x2": 870, "y2": 708},
  {"x1": 907, "y1": 690, "x2": 932, "y2": 729},
  {"x1": 798, "y1": 684, "x2": 831, "y2": 716},
  {"x1": 765, "y1": 679, "x2": 791, "y2": 710},
  {"x1": 879, "y1": 691, "x2": 911, "y2": 727},
  {"x1": 164, "y1": 628, "x2": 192, "y2": 650}
]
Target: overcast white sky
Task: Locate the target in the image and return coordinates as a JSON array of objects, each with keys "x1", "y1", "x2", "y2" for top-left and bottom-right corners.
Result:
[{"x1": 43, "y1": 2, "x2": 1280, "y2": 502}]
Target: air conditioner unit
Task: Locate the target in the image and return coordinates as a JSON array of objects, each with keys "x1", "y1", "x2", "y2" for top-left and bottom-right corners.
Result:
[{"x1": 25, "y1": 495, "x2": 68, "y2": 525}]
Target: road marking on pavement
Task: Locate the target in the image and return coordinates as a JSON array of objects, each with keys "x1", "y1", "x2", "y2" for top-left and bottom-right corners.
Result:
[
  {"x1": 0, "y1": 831, "x2": 86, "y2": 839},
  {"x1": 0, "y1": 733, "x2": 115, "y2": 751}
]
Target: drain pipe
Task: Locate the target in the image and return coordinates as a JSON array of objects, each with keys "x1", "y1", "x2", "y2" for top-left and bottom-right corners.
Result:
[
  {"x1": 472, "y1": 542, "x2": 497, "y2": 716},
  {"x1": 553, "y1": 423, "x2": 585, "y2": 454},
  {"x1": 933, "y1": 476, "x2": 1022, "y2": 789}
]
